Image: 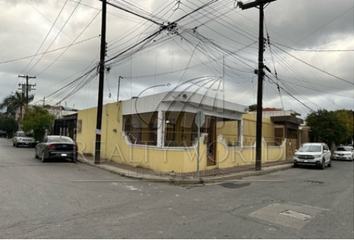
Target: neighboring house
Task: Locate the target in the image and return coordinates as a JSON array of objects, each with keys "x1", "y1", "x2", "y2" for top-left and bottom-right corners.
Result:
[
  {"x1": 43, "y1": 105, "x2": 78, "y2": 119},
  {"x1": 249, "y1": 107, "x2": 300, "y2": 118},
  {"x1": 250, "y1": 108, "x2": 305, "y2": 159},
  {"x1": 53, "y1": 113, "x2": 78, "y2": 140},
  {"x1": 299, "y1": 122, "x2": 311, "y2": 145},
  {"x1": 14, "y1": 104, "x2": 77, "y2": 124},
  {"x1": 76, "y1": 91, "x2": 289, "y2": 173},
  {"x1": 45, "y1": 105, "x2": 78, "y2": 140}
]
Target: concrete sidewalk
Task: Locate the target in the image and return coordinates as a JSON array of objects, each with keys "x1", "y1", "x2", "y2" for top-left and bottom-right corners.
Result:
[{"x1": 78, "y1": 154, "x2": 293, "y2": 184}]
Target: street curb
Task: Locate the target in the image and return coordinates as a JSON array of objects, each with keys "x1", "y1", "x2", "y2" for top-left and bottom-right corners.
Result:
[{"x1": 78, "y1": 157, "x2": 293, "y2": 184}]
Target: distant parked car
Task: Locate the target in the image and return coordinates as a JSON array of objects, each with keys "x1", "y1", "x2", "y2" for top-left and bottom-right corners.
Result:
[
  {"x1": 293, "y1": 143, "x2": 331, "y2": 169},
  {"x1": 13, "y1": 131, "x2": 35, "y2": 147},
  {"x1": 34, "y1": 135, "x2": 78, "y2": 163},
  {"x1": 0, "y1": 130, "x2": 7, "y2": 138},
  {"x1": 331, "y1": 146, "x2": 354, "y2": 161}
]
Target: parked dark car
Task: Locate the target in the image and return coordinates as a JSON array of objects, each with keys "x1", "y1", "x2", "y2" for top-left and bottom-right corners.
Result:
[
  {"x1": 34, "y1": 135, "x2": 78, "y2": 163},
  {"x1": 0, "y1": 130, "x2": 7, "y2": 138}
]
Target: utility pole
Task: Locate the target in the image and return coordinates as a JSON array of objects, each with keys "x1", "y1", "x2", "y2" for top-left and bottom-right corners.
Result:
[
  {"x1": 95, "y1": 0, "x2": 107, "y2": 164},
  {"x1": 18, "y1": 75, "x2": 36, "y2": 106},
  {"x1": 238, "y1": 0, "x2": 277, "y2": 171},
  {"x1": 117, "y1": 76, "x2": 122, "y2": 102}
]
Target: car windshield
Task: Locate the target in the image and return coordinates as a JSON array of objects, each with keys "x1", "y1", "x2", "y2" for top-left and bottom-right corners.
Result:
[
  {"x1": 298, "y1": 145, "x2": 321, "y2": 152},
  {"x1": 336, "y1": 146, "x2": 352, "y2": 151},
  {"x1": 48, "y1": 137, "x2": 73, "y2": 143},
  {"x1": 18, "y1": 132, "x2": 32, "y2": 137}
]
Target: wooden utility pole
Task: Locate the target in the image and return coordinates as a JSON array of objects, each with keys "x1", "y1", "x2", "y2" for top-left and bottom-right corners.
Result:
[
  {"x1": 238, "y1": 0, "x2": 277, "y2": 171},
  {"x1": 95, "y1": 0, "x2": 107, "y2": 164},
  {"x1": 18, "y1": 75, "x2": 36, "y2": 106}
]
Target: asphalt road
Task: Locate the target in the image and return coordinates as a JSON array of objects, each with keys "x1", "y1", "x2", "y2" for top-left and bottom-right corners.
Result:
[{"x1": 0, "y1": 137, "x2": 353, "y2": 239}]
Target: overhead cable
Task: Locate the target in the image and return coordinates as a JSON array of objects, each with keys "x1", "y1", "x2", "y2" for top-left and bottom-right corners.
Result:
[{"x1": 272, "y1": 44, "x2": 353, "y2": 85}]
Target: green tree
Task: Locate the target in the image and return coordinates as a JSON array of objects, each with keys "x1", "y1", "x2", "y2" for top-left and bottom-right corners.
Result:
[
  {"x1": 306, "y1": 109, "x2": 347, "y2": 146},
  {"x1": 21, "y1": 106, "x2": 55, "y2": 141},
  {"x1": 0, "y1": 114, "x2": 18, "y2": 138},
  {"x1": 248, "y1": 104, "x2": 257, "y2": 111},
  {"x1": 0, "y1": 92, "x2": 34, "y2": 119},
  {"x1": 333, "y1": 109, "x2": 354, "y2": 144}
]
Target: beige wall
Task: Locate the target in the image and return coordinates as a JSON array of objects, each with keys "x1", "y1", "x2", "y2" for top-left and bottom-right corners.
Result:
[
  {"x1": 217, "y1": 114, "x2": 276, "y2": 146},
  {"x1": 76, "y1": 102, "x2": 286, "y2": 173},
  {"x1": 242, "y1": 114, "x2": 275, "y2": 145}
]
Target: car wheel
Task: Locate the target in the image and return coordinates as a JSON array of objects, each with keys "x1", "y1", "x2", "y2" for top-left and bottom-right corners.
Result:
[
  {"x1": 41, "y1": 152, "x2": 46, "y2": 163},
  {"x1": 12, "y1": 142, "x2": 15, "y2": 147},
  {"x1": 72, "y1": 157, "x2": 77, "y2": 163},
  {"x1": 34, "y1": 149, "x2": 39, "y2": 159},
  {"x1": 328, "y1": 160, "x2": 331, "y2": 167},
  {"x1": 293, "y1": 163, "x2": 298, "y2": 168},
  {"x1": 15, "y1": 143, "x2": 19, "y2": 148},
  {"x1": 320, "y1": 159, "x2": 326, "y2": 170}
]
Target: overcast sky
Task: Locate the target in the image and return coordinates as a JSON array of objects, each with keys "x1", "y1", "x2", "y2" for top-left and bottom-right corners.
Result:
[{"x1": 0, "y1": 0, "x2": 353, "y2": 118}]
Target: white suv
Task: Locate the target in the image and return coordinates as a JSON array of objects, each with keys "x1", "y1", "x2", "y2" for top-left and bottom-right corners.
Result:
[
  {"x1": 13, "y1": 131, "x2": 35, "y2": 148},
  {"x1": 293, "y1": 143, "x2": 331, "y2": 169}
]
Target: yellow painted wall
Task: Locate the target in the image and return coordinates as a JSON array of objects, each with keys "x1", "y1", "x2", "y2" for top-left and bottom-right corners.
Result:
[
  {"x1": 76, "y1": 103, "x2": 286, "y2": 173},
  {"x1": 76, "y1": 106, "x2": 97, "y2": 155},
  {"x1": 242, "y1": 114, "x2": 275, "y2": 146},
  {"x1": 217, "y1": 121, "x2": 239, "y2": 146},
  {"x1": 216, "y1": 114, "x2": 275, "y2": 146},
  {"x1": 215, "y1": 137, "x2": 286, "y2": 169}
]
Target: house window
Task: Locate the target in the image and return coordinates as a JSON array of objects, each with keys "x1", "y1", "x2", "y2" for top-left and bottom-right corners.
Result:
[{"x1": 123, "y1": 112, "x2": 157, "y2": 145}]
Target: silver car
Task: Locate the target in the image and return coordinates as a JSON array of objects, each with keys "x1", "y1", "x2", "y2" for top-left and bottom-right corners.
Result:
[
  {"x1": 293, "y1": 143, "x2": 332, "y2": 169},
  {"x1": 13, "y1": 131, "x2": 35, "y2": 148},
  {"x1": 331, "y1": 146, "x2": 354, "y2": 161}
]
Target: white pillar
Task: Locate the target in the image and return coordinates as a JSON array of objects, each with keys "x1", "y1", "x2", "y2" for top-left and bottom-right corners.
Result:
[
  {"x1": 157, "y1": 110, "x2": 164, "y2": 147},
  {"x1": 238, "y1": 119, "x2": 243, "y2": 147}
]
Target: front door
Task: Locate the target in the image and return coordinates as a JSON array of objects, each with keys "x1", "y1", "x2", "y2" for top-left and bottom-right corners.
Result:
[{"x1": 207, "y1": 117, "x2": 217, "y2": 166}]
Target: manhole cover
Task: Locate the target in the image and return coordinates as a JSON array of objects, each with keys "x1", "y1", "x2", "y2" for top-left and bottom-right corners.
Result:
[
  {"x1": 279, "y1": 210, "x2": 312, "y2": 221},
  {"x1": 219, "y1": 182, "x2": 250, "y2": 189},
  {"x1": 249, "y1": 203, "x2": 324, "y2": 229}
]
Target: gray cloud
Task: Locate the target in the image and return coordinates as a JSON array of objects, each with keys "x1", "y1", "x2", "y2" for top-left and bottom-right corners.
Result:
[{"x1": 0, "y1": 0, "x2": 353, "y2": 118}]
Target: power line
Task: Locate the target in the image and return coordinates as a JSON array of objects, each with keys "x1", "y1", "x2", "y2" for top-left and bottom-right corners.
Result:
[
  {"x1": 35, "y1": 9, "x2": 101, "y2": 76},
  {"x1": 295, "y1": 6, "x2": 354, "y2": 45},
  {"x1": 106, "y1": 1, "x2": 161, "y2": 26},
  {"x1": 21, "y1": 0, "x2": 69, "y2": 74},
  {"x1": 0, "y1": 36, "x2": 97, "y2": 65},
  {"x1": 26, "y1": 0, "x2": 81, "y2": 74},
  {"x1": 266, "y1": 75, "x2": 315, "y2": 112},
  {"x1": 272, "y1": 44, "x2": 353, "y2": 85},
  {"x1": 271, "y1": 42, "x2": 354, "y2": 52}
]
